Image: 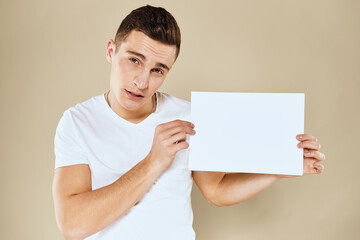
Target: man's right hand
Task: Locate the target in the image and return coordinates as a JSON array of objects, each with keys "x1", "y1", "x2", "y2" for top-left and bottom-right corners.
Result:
[{"x1": 147, "y1": 119, "x2": 196, "y2": 171}]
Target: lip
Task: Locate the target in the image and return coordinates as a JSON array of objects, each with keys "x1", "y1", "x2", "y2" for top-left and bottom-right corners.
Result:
[
  {"x1": 125, "y1": 89, "x2": 145, "y2": 101},
  {"x1": 128, "y1": 90, "x2": 144, "y2": 96}
]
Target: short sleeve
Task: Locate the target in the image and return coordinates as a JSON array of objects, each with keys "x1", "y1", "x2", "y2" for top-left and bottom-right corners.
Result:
[{"x1": 54, "y1": 110, "x2": 89, "y2": 169}]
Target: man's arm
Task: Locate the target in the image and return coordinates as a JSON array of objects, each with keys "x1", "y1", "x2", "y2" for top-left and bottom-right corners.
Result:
[
  {"x1": 193, "y1": 133, "x2": 325, "y2": 207},
  {"x1": 193, "y1": 171, "x2": 280, "y2": 206},
  {"x1": 52, "y1": 156, "x2": 163, "y2": 240}
]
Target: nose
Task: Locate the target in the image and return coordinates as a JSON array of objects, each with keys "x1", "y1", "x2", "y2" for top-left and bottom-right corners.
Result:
[{"x1": 133, "y1": 69, "x2": 150, "y2": 90}]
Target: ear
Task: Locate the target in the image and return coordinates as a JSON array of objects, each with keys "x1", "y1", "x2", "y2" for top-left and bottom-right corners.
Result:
[{"x1": 106, "y1": 39, "x2": 116, "y2": 63}]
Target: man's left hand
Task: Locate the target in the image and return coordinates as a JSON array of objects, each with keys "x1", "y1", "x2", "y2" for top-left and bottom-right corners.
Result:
[{"x1": 278, "y1": 133, "x2": 325, "y2": 178}]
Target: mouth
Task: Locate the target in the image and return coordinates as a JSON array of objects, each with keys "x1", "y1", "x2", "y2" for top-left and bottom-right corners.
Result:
[{"x1": 125, "y1": 89, "x2": 145, "y2": 100}]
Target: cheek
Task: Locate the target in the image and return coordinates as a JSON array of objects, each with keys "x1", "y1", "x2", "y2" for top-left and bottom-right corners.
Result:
[
  {"x1": 120, "y1": 60, "x2": 135, "y2": 73},
  {"x1": 119, "y1": 57, "x2": 141, "y2": 74},
  {"x1": 111, "y1": 60, "x2": 134, "y2": 83},
  {"x1": 149, "y1": 77, "x2": 165, "y2": 90}
]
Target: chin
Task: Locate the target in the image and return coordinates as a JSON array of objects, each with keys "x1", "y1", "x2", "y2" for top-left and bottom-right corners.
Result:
[
  {"x1": 123, "y1": 103, "x2": 140, "y2": 111},
  {"x1": 122, "y1": 97, "x2": 146, "y2": 111}
]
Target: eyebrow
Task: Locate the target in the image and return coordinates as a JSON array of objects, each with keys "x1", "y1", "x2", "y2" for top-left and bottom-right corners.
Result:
[{"x1": 126, "y1": 50, "x2": 170, "y2": 71}]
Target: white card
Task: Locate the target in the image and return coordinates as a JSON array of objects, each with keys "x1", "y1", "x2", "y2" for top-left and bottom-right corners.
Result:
[{"x1": 189, "y1": 91, "x2": 304, "y2": 175}]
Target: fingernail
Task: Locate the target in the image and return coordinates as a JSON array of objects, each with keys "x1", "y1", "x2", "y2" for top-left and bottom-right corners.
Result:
[
  {"x1": 314, "y1": 163, "x2": 321, "y2": 168},
  {"x1": 305, "y1": 152, "x2": 311, "y2": 157},
  {"x1": 297, "y1": 135, "x2": 302, "y2": 139}
]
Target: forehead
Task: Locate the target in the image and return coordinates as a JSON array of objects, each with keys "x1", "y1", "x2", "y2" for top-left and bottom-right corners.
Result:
[{"x1": 119, "y1": 30, "x2": 176, "y2": 67}]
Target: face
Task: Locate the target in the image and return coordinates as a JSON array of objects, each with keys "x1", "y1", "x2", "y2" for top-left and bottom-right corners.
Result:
[{"x1": 106, "y1": 30, "x2": 177, "y2": 112}]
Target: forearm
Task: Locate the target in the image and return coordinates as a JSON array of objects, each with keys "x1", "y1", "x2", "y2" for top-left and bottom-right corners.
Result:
[
  {"x1": 62, "y1": 156, "x2": 163, "y2": 239},
  {"x1": 213, "y1": 173, "x2": 281, "y2": 206}
]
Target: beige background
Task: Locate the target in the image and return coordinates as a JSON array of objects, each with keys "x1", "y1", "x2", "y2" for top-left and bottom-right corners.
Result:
[{"x1": 1, "y1": 0, "x2": 359, "y2": 239}]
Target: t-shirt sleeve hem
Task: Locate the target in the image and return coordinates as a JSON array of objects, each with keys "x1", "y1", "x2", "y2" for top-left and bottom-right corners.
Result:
[{"x1": 54, "y1": 159, "x2": 89, "y2": 169}]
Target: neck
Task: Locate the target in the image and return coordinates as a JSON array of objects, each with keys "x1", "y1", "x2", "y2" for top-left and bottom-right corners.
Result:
[{"x1": 106, "y1": 90, "x2": 156, "y2": 123}]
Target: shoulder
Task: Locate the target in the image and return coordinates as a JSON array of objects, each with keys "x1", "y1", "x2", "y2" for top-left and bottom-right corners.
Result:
[
  {"x1": 158, "y1": 91, "x2": 190, "y2": 115},
  {"x1": 157, "y1": 91, "x2": 191, "y2": 121},
  {"x1": 59, "y1": 94, "x2": 104, "y2": 124}
]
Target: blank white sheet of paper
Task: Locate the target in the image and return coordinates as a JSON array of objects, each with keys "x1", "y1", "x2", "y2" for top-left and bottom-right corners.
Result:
[{"x1": 189, "y1": 91, "x2": 304, "y2": 176}]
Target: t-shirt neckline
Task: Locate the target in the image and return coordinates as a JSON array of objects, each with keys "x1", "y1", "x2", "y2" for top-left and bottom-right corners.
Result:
[{"x1": 101, "y1": 91, "x2": 160, "y2": 127}]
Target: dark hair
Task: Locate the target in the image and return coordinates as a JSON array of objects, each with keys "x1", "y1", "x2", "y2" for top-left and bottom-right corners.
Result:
[{"x1": 114, "y1": 5, "x2": 181, "y2": 61}]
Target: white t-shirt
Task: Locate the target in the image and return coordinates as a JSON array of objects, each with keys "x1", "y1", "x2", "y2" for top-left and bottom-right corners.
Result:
[{"x1": 54, "y1": 91, "x2": 195, "y2": 240}]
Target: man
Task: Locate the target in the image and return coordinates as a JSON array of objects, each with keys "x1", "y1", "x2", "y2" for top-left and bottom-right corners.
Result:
[{"x1": 52, "y1": 5, "x2": 325, "y2": 240}]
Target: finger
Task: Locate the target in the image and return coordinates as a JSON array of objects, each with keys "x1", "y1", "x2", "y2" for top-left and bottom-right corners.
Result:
[
  {"x1": 172, "y1": 140, "x2": 189, "y2": 152},
  {"x1": 161, "y1": 119, "x2": 195, "y2": 129},
  {"x1": 304, "y1": 158, "x2": 325, "y2": 174},
  {"x1": 313, "y1": 162, "x2": 325, "y2": 174},
  {"x1": 167, "y1": 131, "x2": 189, "y2": 145},
  {"x1": 166, "y1": 125, "x2": 195, "y2": 137},
  {"x1": 165, "y1": 127, "x2": 195, "y2": 146},
  {"x1": 303, "y1": 150, "x2": 326, "y2": 161},
  {"x1": 296, "y1": 134, "x2": 318, "y2": 142},
  {"x1": 297, "y1": 140, "x2": 321, "y2": 150}
]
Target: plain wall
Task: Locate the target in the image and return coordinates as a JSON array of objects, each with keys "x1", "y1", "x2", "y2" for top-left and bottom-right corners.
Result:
[{"x1": 1, "y1": 0, "x2": 359, "y2": 239}]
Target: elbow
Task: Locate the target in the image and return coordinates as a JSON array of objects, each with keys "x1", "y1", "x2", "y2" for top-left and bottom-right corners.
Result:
[
  {"x1": 58, "y1": 222, "x2": 75, "y2": 240},
  {"x1": 205, "y1": 193, "x2": 227, "y2": 207},
  {"x1": 207, "y1": 198, "x2": 224, "y2": 207},
  {"x1": 60, "y1": 226, "x2": 85, "y2": 240},
  {"x1": 206, "y1": 194, "x2": 246, "y2": 207},
  {"x1": 202, "y1": 188, "x2": 226, "y2": 207},
  {"x1": 58, "y1": 217, "x2": 86, "y2": 240},
  {"x1": 206, "y1": 197, "x2": 229, "y2": 207},
  {"x1": 55, "y1": 205, "x2": 89, "y2": 240}
]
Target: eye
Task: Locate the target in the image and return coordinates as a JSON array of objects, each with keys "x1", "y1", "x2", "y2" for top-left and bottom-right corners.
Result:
[
  {"x1": 152, "y1": 68, "x2": 164, "y2": 75},
  {"x1": 129, "y1": 57, "x2": 139, "y2": 64}
]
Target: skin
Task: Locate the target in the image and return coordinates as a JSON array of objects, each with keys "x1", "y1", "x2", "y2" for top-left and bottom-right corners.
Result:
[
  {"x1": 193, "y1": 133, "x2": 325, "y2": 206},
  {"x1": 105, "y1": 30, "x2": 177, "y2": 123},
  {"x1": 52, "y1": 29, "x2": 325, "y2": 239}
]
